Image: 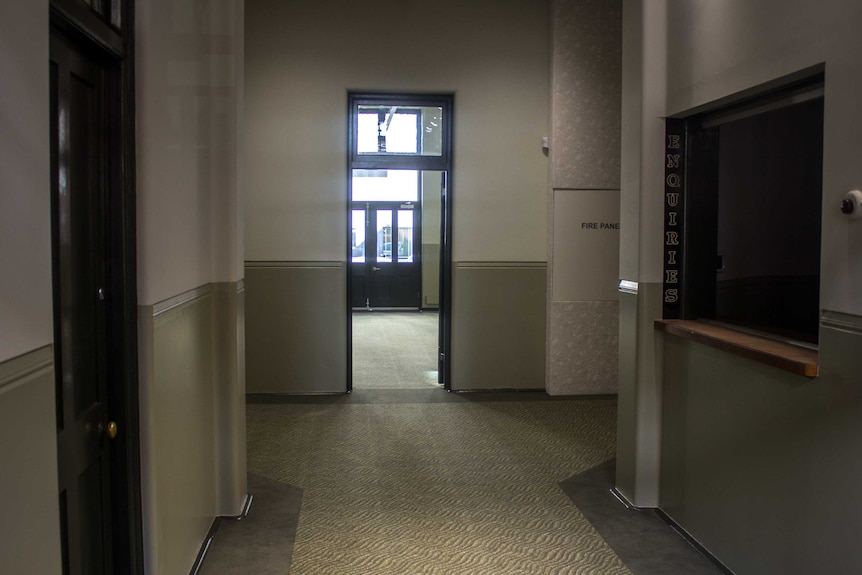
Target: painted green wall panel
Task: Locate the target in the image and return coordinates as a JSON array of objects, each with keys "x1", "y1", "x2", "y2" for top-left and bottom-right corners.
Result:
[
  {"x1": 0, "y1": 347, "x2": 63, "y2": 574},
  {"x1": 141, "y1": 291, "x2": 217, "y2": 575},
  {"x1": 660, "y1": 324, "x2": 862, "y2": 574},
  {"x1": 615, "y1": 282, "x2": 663, "y2": 507},
  {"x1": 212, "y1": 283, "x2": 248, "y2": 516},
  {"x1": 451, "y1": 264, "x2": 547, "y2": 391},
  {"x1": 245, "y1": 264, "x2": 347, "y2": 393},
  {"x1": 138, "y1": 282, "x2": 247, "y2": 575},
  {"x1": 614, "y1": 290, "x2": 639, "y2": 502}
]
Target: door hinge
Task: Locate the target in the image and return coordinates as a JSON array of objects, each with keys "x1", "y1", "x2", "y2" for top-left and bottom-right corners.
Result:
[{"x1": 439, "y1": 352, "x2": 445, "y2": 362}]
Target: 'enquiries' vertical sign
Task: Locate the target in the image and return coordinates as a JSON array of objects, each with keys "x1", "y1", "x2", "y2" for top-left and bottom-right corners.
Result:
[{"x1": 663, "y1": 118, "x2": 685, "y2": 319}]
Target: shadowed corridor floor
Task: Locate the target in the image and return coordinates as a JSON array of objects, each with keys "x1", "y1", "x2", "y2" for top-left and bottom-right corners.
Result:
[{"x1": 242, "y1": 395, "x2": 627, "y2": 574}]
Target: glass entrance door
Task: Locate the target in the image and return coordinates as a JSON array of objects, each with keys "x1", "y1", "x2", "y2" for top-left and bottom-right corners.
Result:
[{"x1": 351, "y1": 200, "x2": 419, "y2": 309}]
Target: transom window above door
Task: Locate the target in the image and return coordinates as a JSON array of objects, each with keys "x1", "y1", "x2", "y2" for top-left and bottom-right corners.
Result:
[
  {"x1": 350, "y1": 96, "x2": 449, "y2": 171},
  {"x1": 356, "y1": 105, "x2": 443, "y2": 156}
]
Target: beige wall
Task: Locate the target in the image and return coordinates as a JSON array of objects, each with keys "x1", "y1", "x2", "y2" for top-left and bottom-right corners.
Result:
[
  {"x1": 0, "y1": 2, "x2": 52, "y2": 362},
  {"x1": 244, "y1": 0, "x2": 549, "y2": 263}
]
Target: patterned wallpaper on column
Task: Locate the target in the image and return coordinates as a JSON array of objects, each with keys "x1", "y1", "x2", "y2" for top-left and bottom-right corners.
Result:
[
  {"x1": 548, "y1": 301, "x2": 619, "y2": 395},
  {"x1": 551, "y1": 0, "x2": 622, "y2": 190}
]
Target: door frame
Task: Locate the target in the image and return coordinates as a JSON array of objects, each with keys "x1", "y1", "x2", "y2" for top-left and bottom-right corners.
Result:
[
  {"x1": 346, "y1": 92, "x2": 454, "y2": 392},
  {"x1": 50, "y1": 1, "x2": 143, "y2": 572}
]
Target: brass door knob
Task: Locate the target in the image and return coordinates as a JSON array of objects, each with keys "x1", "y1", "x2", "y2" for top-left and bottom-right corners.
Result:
[{"x1": 104, "y1": 421, "x2": 118, "y2": 439}]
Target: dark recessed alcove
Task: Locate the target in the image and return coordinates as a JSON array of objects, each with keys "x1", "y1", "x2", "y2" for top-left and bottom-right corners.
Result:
[{"x1": 684, "y1": 80, "x2": 824, "y2": 345}]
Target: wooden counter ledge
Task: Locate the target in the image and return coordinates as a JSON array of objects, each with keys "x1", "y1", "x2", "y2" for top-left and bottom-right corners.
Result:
[{"x1": 654, "y1": 320, "x2": 819, "y2": 378}]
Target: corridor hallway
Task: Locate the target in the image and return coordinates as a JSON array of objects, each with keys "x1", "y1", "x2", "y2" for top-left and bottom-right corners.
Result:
[
  {"x1": 351, "y1": 311, "x2": 440, "y2": 390},
  {"x1": 201, "y1": 392, "x2": 724, "y2": 574}
]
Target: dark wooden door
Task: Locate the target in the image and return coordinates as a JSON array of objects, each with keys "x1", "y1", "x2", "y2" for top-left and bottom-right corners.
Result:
[{"x1": 51, "y1": 30, "x2": 114, "y2": 575}]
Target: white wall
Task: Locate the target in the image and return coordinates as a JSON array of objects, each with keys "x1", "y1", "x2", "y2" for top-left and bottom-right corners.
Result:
[
  {"x1": 244, "y1": 0, "x2": 549, "y2": 263},
  {"x1": 137, "y1": 0, "x2": 245, "y2": 306},
  {"x1": 0, "y1": 2, "x2": 52, "y2": 362}
]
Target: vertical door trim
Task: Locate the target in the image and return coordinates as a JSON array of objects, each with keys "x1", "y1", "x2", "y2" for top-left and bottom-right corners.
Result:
[
  {"x1": 346, "y1": 93, "x2": 454, "y2": 392},
  {"x1": 439, "y1": 170, "x2": 453, "y2": 390},
  {"x1": 346, "y1": 96, "x2": 354, "y2": 392}
]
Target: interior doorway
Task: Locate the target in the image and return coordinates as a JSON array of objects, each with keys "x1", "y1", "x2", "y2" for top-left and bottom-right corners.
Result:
[
  {"x1": 50, "y1": 1, "x2": 141, "y2": 573},
  {"x1": 346, "y1": 94, "x2": 453, "y2": 391},
  {"x1": 351, "y1": 311, "x2": 440, "y2": 389}
]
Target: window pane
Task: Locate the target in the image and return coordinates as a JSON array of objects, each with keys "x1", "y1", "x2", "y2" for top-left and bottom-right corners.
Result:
[
  {"x1": 397, "y1": 210, "x2": 414, "y2": 262},
  {"x1": 352, "y1": 169, "x2": 418, "y2": 202},
  {"x1": 376, "y1": 210, "x2": 392, "y2": 263},
  {"x1": 358, "y1": 109, "x2": 417, "y2": 153},
  {"x1": 421, "y1": 107, "x2": 443, "y2": 156},
  {"x1": 386, "y1": 113, "x2": 418, "y2": 153},
  {"x1": 356, "y1": 105, "x2": 443, "y2": 156},
  {"x1": 357, "y1": 113, "x2": 380, "y2": 154},
  {"x1": 351, "y1": 210, "x2": 365, "y2": 263}
]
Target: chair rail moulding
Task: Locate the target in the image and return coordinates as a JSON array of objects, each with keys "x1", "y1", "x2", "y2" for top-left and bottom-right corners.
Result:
[{"x1": 244, "y1": 261, "x2": 343, "y2": 268}]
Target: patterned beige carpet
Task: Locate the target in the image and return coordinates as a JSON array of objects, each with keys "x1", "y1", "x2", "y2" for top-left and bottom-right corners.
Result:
[
  {"x1": 247, "y1": 397, "x2": 631, "y2": 574},
  {"x1": 352, "y1": 312, "x2": 440, "y2": 389}
]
